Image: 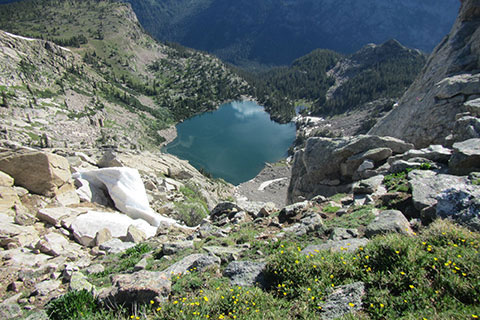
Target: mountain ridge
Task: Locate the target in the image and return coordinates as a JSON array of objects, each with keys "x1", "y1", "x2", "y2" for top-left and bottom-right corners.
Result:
[
  {"x1": 0, "y1": 0, "x2": 250, "y2": 149},
  {"x1": 126, "y1": 0, "x2": 460, "y2": 66}
]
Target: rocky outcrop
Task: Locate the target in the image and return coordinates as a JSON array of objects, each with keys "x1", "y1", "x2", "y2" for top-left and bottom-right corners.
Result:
[
  {"x1": 288, "y1": 135, "x2": 413, "y2": 203},
  {"x1": 0, "y1": 148, "x2": 78, "y2": 203},
  {"x1": 369, "y1": 0, "x2": 480, "y2": 147}
]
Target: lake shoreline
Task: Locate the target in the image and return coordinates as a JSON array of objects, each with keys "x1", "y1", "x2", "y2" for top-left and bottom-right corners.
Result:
[{"x1": 163, "y1": 100, "x2": 296, "y2": 185}]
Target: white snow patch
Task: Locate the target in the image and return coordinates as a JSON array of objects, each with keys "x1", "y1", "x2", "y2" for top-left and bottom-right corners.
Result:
[
  {"x1": 258, "y1": 177, "x2": 288, "y2": 191},
  {"x1": 4, "y1": 31, "x2": 36, "y2": 41}
]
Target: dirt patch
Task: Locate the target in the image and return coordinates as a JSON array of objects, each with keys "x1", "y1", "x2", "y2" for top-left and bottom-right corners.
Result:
[{"x1": 235, "y1": 161, "x2": 291, "y2": 208}]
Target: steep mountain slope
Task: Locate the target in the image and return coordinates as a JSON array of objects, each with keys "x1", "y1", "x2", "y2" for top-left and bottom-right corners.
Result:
[
  {"x1": 369, "y1": 0, "x2": 480, "y2": 148},
  {"x1": 241, "y1": 39, "x2": 426, "y2": 123},
  {"x1": 315, "y1": 39, "x2": 426, "y2": 116},
  {"x1": 0, "y1": 29, "x2": 164, "y2": 149},
  {"x1": 0, "y1": 0, "x2": 249, "y2": 131},
  {"x1": 126, "y1": 0, "x2": 459, "y2": 66}
]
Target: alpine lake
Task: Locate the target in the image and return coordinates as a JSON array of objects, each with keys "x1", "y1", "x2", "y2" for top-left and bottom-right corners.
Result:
[{"x1": 163, "y1": 100, "x2": 296, "y2": 185}]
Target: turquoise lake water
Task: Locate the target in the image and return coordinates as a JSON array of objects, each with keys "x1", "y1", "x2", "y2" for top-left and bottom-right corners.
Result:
[{"x1": 163, "y1": 100, "x2": 296, "y2": 185}]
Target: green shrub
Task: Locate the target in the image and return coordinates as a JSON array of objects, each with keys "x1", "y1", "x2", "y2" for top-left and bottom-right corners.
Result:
[
  {"x1": 46, "y1": 290, "x2": 100, "y2": 320},
  {"x1": 323, "y1": 205, "x2": 341, "y2": 213},
  {"x1": 383, "y1": 169, "x2": 412, "y2": 192},
  {"x1": 325, "y1": 205, "x2": 375, "y2": 229}
]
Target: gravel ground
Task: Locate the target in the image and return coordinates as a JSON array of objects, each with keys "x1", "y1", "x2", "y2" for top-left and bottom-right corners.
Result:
[{"x1": 234, "y1": 161, "x2": 291, "y2": 208}]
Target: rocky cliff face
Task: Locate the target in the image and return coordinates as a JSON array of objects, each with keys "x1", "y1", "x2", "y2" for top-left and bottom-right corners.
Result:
[{"x1": 369, "y1": 0, "x2": 480, "y2": 148}]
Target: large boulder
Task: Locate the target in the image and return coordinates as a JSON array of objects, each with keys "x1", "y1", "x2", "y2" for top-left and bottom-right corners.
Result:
[
  {"x1": 369, "y1": 0, "x2": 480, "y2": 147},
  {"x1": 409, "y1": 170, "x2": 469, "y2": 212},
  {"x1": 408, "y1": 169, "x2": 480, "y2": 226},
  {"x1": 104, "y1": 270, "x2": 171, "y2": 306},
  {"x1": 449, "y1": 138, "x2": 480, "y2": 174},
  {"x1": 0, "y1": 149, "x2": 77, "y2": 200},
  {"x1": 365, "y1": 210, "x2": 414, "y2": 238},
  {"x1": 73, "y1": 167, "x2": 177, "y2": 227},
  {"x1": 436, "y1": 185, "x2": 480, "y2": 231},
  {"x1": 223, "y1": 261, "x2": 267, "y2": 287},
  {"x1": 288, "y1": 135, "x2": 413, "y2": 203},
  {"x1": 70, "y1": 211, "x2": 157, "y2": 247}
]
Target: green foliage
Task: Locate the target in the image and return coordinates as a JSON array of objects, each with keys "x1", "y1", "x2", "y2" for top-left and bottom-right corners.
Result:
[
  {"x1": 325, "y1": 205, "x2": 376, "y2": 229},
  {"x1": 263, "y1": 220, "x2": 480, "y2": 319},
  {"x1": 88, "y1": 243, "x2": 152, "y2": 286},
  {"x1": 49, "y1": 220, "x2": 480, "y2": 320},
  {"x1": 237, "y1": 49, "x2": 341, "y2": 122},
  {"x1": 173, "y1": 184, "x2": 209, "y2": 227},
  {"x1": 419, "y1": 162, "x2": 432, "y2": 170},
  {"x1": 46, "y1": 290, "x2": 100, "y2": 320},
  {"x1": 383, "y1": 169, "x2": 412, "y2": 193},
  {"x1": 322, "y1": 205, "x2": 341, "y2": 213},
  {"x1": 313, "y1": 54, "x2": 426, "y2": 116}
]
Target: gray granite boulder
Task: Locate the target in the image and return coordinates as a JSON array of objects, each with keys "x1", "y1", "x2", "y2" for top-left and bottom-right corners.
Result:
[
  {"x1": 365, "y1": 210, "x2": 414, "y2": 237},
  {"x1": 320, "y1": 282, "x2": 365, "y2": 320},
  {"x1": 161, "y1": 254, "x2": 221, "y2": 278},
  {"x1": 436, "y1": 185, "x2": 480, "y2": 231},
  {"x1": 449, "y1": 138, "x2": 480, "y2": 175},
  {"x1": 105, "y1": 270, "x2": 171, "y2": 306},
  {"x1": 409, "y1": 170, "x2": 468, "y2": 211},
  {"x1": 223, "y1": 261, "x2": 267, "y2": 287},
  {"x1": 162, "y1": 241, "x2": 194, "y2": 255}
]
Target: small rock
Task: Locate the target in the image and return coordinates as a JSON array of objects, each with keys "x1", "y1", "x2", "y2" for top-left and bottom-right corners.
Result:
[
  {"x1": 203, "y1": 246, "x2": 244, "y2": 263},
  {"x1": 0, "y1": 170, "x2": 13, "y2": 187},
  {"x1": 353, "y1": 175, "x2": 384, "y2": 194},
  {"x1": 99, "y1": 239, "x2": 135, "y2": 254},
  {"x1": 278, "y1": 201, "x2": 310, "y2": 224},
  {"x1": 436, "y1": 185, "x2": 480, "y2": 231},
  {"x1": 36, "y1": 207, "x2": 74, "y2": 227},
  {"x1": 7, "y1": 281, "x2": 23, "y2": 293},
  {"x1": 329, "y1": 228, "x2": 359, "y2": 240},
  {"x1": 0, "y1": 302, "x2": 22, "y2": 319},
  {"x1": 311, "y1": 195, "x2": 328, "y2": 204},
  {"x1": 223, "y1": 261, "x2": 267, "y2": 287},
  {"x1": 33, "y1": 280, "x2": 61, "y2": 296},
  {"x1": 125, "y1": 225, "x2": 146, "y2": 243},
  {"x1": 257, "y1": 202, "x2": 277, "y2": 218},
  {"x1": 162, "y1": 241, "x2": 194, "y2": 255},
  {"x1": 320, "y1": 282, "x2": 365, "y2": 320},
  {"x1": 210, "y1": 202, "x2": 243, "y2": 223},
  {"x1": 161, "y1": 254, "x2": 221, "y2": 278},
  {"x1": 449, "y1": 138, "x2": 480, "y2": 175},
  {"x1": 85, "y1": 264, "x2": 105, "y2": 275},
  {"x1": 69, "y1": 272, "x2": 94, "y2": 292},
  {"x1": 14, "y1": 205, "x2": 36, "y2": 226},
  {"x1": 94, "y1": 228, "x2": 112, "y2": 246},
  {"x1": 134, "y1": 257, "x2": 149, "y2": 271}
]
